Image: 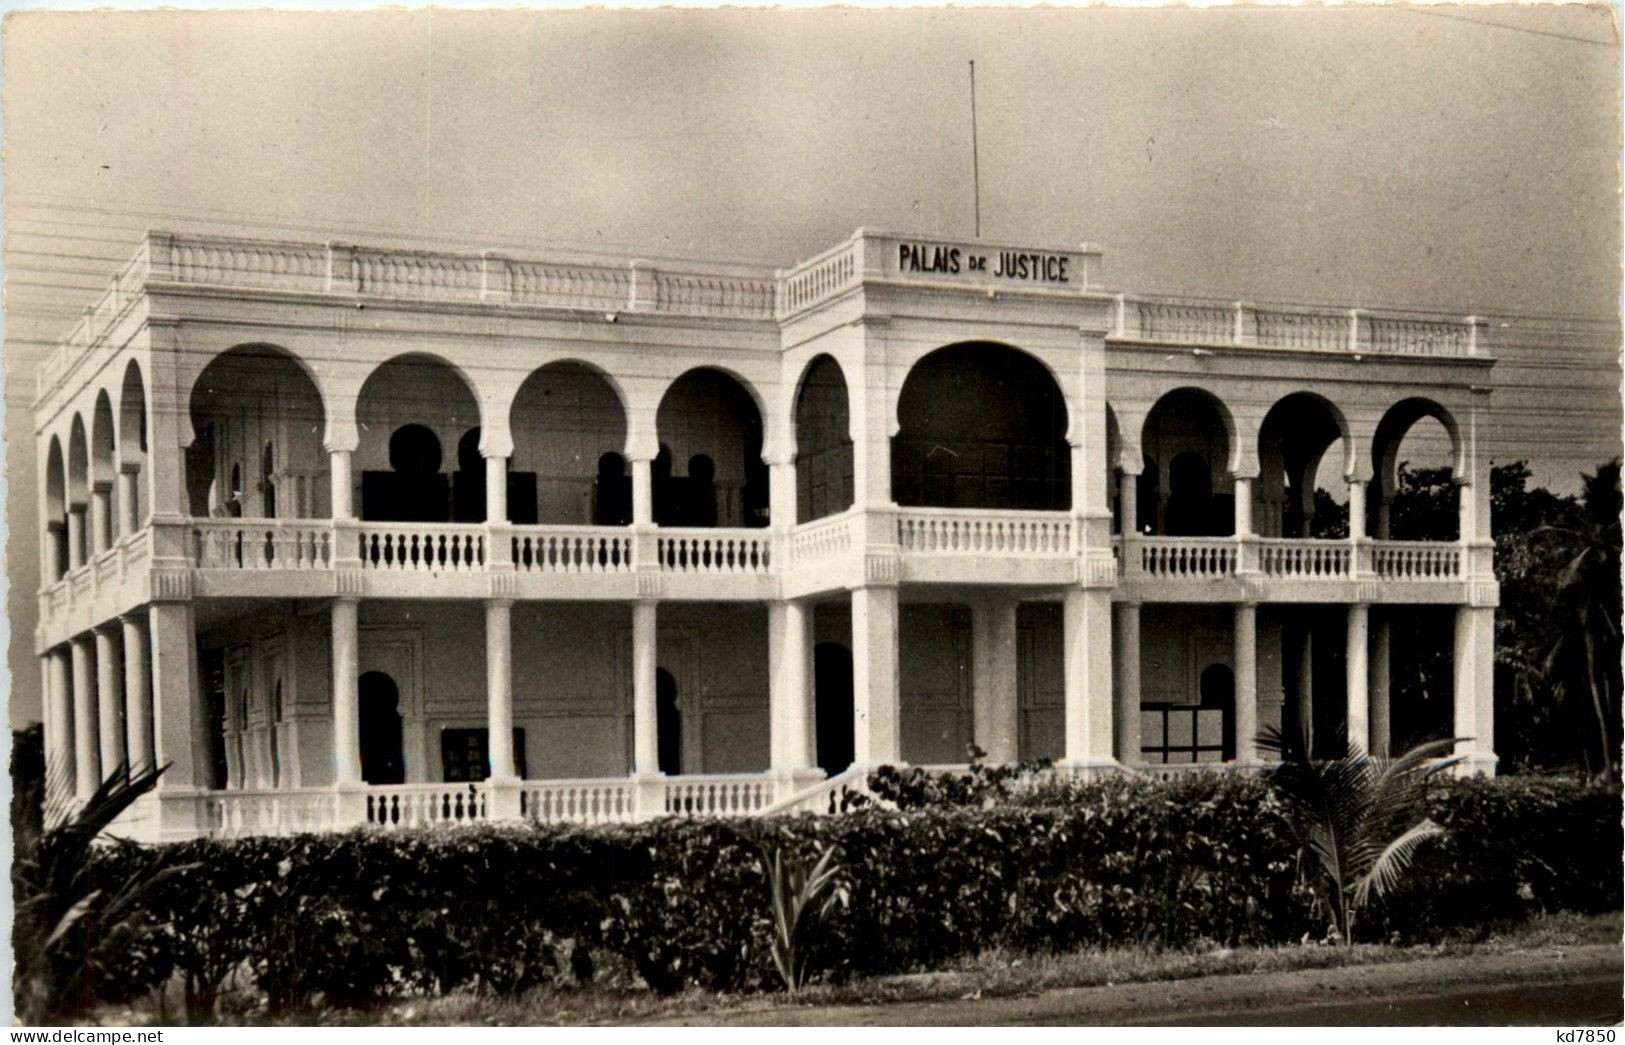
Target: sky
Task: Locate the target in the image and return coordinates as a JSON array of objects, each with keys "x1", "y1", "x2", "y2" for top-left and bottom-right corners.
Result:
[{"x1": 2, "y1": 6, "x2": 1621, "y2": 725}]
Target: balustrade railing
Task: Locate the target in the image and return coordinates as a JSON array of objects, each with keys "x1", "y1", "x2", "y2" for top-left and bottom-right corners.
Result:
[
  {"x1": 522, "y1": 779, "x2": 638, "y2": 824},
  {"x1": 1135, "y1": 301, "x2": 1234, "y2": 343},
  {"x1": 367, "y1": 782, "x2": 488, "y2": 828},
  {"x1": 1372, "y1": 541, "x2": 1462, "y2": 579},
  {"x1": 1134, "y1": 537, "x2": 1238, "y2": 578},
  {"x1": 760, "y1": 767, "x2": 877, "y2": 816},
  {"x1": 656, "y1": 529, "x2": 773, "y2": 573},
  {"x1": 1118, "y1": 296, "x2": 1479, "y2": 358},
  {"x1": 790, "y1": 511, "x2": 859, "y2": 566},
  {"x1": 663, "y1": 774, "x2": 776, "y2": 816},
  {"x1": 1256, "y1": 538, "x2": 1352, "y2": 578},
  {"x1": 777, "y1": 237, "x2": 860, "y2": 317},
  {"x1": 357, "y1": 524, "x2": 485, "y2": 572},
  {"x1": 894, "y1": 509, "x2": 1074, "y2": 555},
  {"x1": 512, "y1": 527, "x2": 633, "y2": 573},
  {"x1": 207, "y1": 788, "x2": 341, "y2": 839},
  {"x1": 194, "y1": 519, "x2": 334, "y2": 569}
]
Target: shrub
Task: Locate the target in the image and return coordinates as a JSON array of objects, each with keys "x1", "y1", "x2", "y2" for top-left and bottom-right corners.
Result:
[{"x1": 83, "y1": 772, "x2": 1619, "y2": 1017}]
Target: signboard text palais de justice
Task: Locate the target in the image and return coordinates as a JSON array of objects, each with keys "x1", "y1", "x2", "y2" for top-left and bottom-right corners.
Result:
[{"x1": 897, "y1": 242, "x2": 1072, "y2": 284}]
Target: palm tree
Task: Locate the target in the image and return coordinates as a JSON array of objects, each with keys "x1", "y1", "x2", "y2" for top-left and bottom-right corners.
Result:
[
  {"x1": 1260, "y1": 726, "x2": 1460, "y2": 945},
  {"x1": 1531, "y1": 461, "x2": 1622, "y2": 781},
  {"x1": 12, "y1": 762, "x2": 188, "y2": 1024}
]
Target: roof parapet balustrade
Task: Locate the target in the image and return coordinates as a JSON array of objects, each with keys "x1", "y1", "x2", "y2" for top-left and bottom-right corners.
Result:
[
  {"x1": 1112, "y1": 294, "x2": 1485, "y2": 358},
  {"x1": 39, "y1": 228, "x2": 1488, "y2": 411}
]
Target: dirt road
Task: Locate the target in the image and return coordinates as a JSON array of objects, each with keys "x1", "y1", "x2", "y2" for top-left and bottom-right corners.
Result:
[{"x1": 653, "y1": 942, "x2": 1622, "y2": 1026}]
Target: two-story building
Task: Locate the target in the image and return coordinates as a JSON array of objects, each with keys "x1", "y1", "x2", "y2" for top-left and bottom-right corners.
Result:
[{"x1": 33, "y1": 228, "x2": 1498, "y2": 841}]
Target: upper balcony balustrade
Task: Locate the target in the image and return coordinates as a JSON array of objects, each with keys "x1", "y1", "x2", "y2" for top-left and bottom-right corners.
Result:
[{"x1": 15, "y1": 511, "x2": 1488, "y2": 628}]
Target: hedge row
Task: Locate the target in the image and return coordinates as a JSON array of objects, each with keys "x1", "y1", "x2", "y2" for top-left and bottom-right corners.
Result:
[{"x1": 87, "y1": 773, "x2": 1620, "y2": 1017}]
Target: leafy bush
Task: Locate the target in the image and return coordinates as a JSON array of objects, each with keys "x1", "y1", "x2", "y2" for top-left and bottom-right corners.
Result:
[{"x1": 84, "y1": 772, "x2": 1619, "y2": 1018}]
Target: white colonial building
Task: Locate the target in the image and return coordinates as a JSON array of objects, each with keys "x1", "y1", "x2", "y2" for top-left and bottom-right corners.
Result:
[{"x1": 34, "y1": 228, "x2": 1498, "y2": 841}]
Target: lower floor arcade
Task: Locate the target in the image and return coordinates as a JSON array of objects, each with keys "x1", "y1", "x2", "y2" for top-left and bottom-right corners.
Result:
[{"x1": 41, "y1": 589, "x2": 1497, "y2": 840}]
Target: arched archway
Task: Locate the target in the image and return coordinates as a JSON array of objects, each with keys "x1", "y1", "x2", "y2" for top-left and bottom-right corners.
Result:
[
  {"x1": 510, "y1": 361, "x2": 629, "y2": 525},
  {"x1": 44, "y1": 437, "x2": 67, "y2": 580},
  {"x1": 1140, "y1": 389, "x2": 1234, "y2": 536},
  {"x1": 356, "y1": 354, "x2": 480, "y2": 522},
  {"x1": 656, "y1": 667, "x2": 682, "y2": 775},
  {"x1": 1372, "y1": 398, "x2": 1460, "y2": 540},
  {"x1": 118, "y1": 359, "x2": 148, "y2": 529},
  {"x1": 189, "y1": 345, "x2": 328, "y2": 518},
  {"x1": 67, "y1": 415, "x2": 89, "y2": 565},
  {"x1": 90, "y1": 390, "x2": 118, "y2": 544},
  {"x1": 794, "y1": 355, "x2": 853, "y2": 522},
  {"x1": 654, "y1": 368, "x2": 767, "y2": 528},
  {"x1": 893, "y1": 342, "x2": 1070, "y2": 510},
  {"x1": 814, "y1": 642, "x2": 855, "y2": 774},
  {"x1": 359, "y1": 671, "x2": 405, "y2": 786},
  {"x1": 1258, "y1": 393, "x2": 1349, "y2": 538}
]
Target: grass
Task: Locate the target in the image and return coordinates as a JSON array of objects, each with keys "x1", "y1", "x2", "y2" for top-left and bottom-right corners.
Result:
[{"x1": 121, "y1": 909, "x2": 1614, "y2": 1027}]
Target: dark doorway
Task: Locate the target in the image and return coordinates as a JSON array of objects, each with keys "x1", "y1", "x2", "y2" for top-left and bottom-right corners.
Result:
[
  {"x1": 814, "y1": 642, "x2": 855, "y2": 774},
  {"x1": 656, "y1": 668, "x2": 682, "y2": 775},
  {"x1": 363, "y1": 424, "x2": 450, "y2": 522},
  {"x1": 359, "y1": 671, "x2": 405, "y2": 785},
  {"x1": 1199, "y1": 663, "x2": 1237, "y2": 762}
]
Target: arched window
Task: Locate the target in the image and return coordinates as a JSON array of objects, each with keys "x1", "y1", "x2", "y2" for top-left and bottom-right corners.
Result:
[
  {"x1": 656, "y1": 668, "x2": 681, "y2": 775},
  {"x1": 893, "y1": 342, "x2": 1070, "y2": 510},
  {"x1": 359, "y1": 671, "x2": 405, "y2": 786},
  {"x1": 1140, "y1": 389, "x2": 1233, "y2": 536},
  {"x1": 794, "y1": 356, "x2": 854, "y2": 522},
  {"x1": 654, "y1": 370, "x2": 766, "y2": 527}
]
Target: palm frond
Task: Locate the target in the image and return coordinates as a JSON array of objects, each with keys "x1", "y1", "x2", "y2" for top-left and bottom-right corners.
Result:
[{"x1": 1351, "y1": 818, "x2": 1444, "y2": 909}]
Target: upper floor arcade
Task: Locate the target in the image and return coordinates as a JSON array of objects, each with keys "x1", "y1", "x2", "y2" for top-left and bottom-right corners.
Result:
[{"x1": 33, "y1": 229, "x2": 1496, "y2": 644}]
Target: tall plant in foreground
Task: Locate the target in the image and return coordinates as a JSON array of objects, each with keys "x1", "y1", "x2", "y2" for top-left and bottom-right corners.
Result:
[
  {"x1": 1260, "y1": 726, "x2": 1459, "y2": 945},
  {"x1": 763, "y1": 844, "x2": 843, "y2": 994},
  {"x1": 12, "y1": 763, "x2": 187, "y2": 1024}
]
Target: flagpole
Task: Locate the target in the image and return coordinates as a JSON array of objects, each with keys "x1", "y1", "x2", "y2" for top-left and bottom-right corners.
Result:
[{"x1": 969, "y1": 60, "x2": 981, "y2": 239}]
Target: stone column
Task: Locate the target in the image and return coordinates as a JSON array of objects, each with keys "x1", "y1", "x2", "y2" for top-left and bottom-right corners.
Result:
[
  {"x1": 630, "y1": 456, "x2": 654, "y2": 527},
  {"x1": 485, "y1": 455, "x2": 508, "y2": 523},
  {"x1": 1453, "y1": 605, "x2": 1497, "y2": 774},
  {"x1": 1348, "y1": 478, "x2": 1367, "y2": 541},
  {"x1": 149, "y1": 601, "x2": 206, "y2": 789},
  {"x1": 1457, "y1": 479, "x2": 1476, "y2": 545},
  {"x1": 45, "y1": 649, "x2": 74, "y2": 812},
  {"x1": 851, "y1": 585, "x2": 901, "y2": 766},
  {"x1": 1062, "y1": 587, "x2": 1114, "y2": 769},
  {"x1": 70, "y1": 635, "x2": 99, "y2": 799},
  {"x1": 1370, "y1": 612, "x2": 1391, "y2": 758},
  {"x1": 1118, "y1": 471, "x2": 1138, "y2": 536},
  {"x1": 1346, "y1": 603, "x2": 1370, "y2": 755},
  {"x1": 45, "y1": 521, "x2": 65, "y2": 580},
  {"x1": 485, "y1": 600, "x2": 515, "y2": 779},
  {"x1": 1113, "y1": 602, "x2": 1142, "y2": 764},
  {"x1": 970, "y1": 599, "x2": 1020, "y2": 762},
  {"x1": 331, "y1": 598, "x2": 361, "y2": 786},
  {"x1": 632, "y1": 600, "x2": 659, "y2": 774},
  {"x1": 1233, "y1": 476, "x2": 1254, "y2": 537},
  {"x1": 1294, "y1": 627, "x2": 1314, "y2": 751},
  {"x1": 329, "y1": 450, "x2": 354, "y2": 521},
  {"x1": 769, "y1": 599, "x2": 813, "y2": 770},
  {"x1": 91, "y1": 482, "x2": 114, "y2": 553},
  {"x1": 122, "y1": 614, "x2": 154, "y2": 773},
  {"x1": 1234, "y1": 603, "x2": 1258, "y2": 763},
  {"x1": 67, "y1": 505, "x2": 87, "y2": 569},
  {"x1": 95, "y1": 626, "x2": 124, "y2": 777},
  {"x1": 769, "y1": 456, "x2": 796, "y2": 530},
  {"x1": 119, "y1": 465, "x2": 141, "y2": 535}
]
